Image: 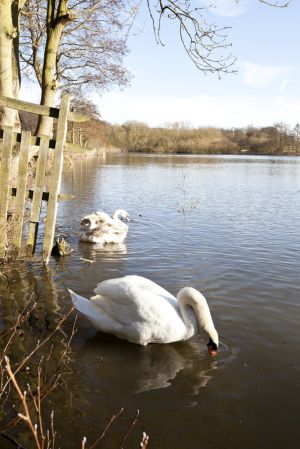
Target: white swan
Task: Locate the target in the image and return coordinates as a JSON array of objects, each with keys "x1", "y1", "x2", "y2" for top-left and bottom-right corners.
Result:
[
  {"x1": 79, "y1": 209, "x2": 130, "y2": 244},
  {"x1": 68, "y1": 275, "x2": 219, "y2": 355}
]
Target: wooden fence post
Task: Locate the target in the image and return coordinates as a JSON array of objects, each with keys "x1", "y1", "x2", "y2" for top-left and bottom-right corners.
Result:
[
  {"x1": 42, "y1": 93, "x2": 71, "y2": 263},
  {"x1": 0, "y1": 127, "x2": 14, "y2": 258},
  {"x1": 12, "y1": 130, "x2": 31, "y2": 254},
  {"x1": 27, "y1": 135, "x2": 50, "y2": 255}
]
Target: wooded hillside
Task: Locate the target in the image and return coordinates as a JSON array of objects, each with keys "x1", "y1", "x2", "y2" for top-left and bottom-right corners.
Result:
[{"x1": 107, "y1": 121, "x2": 300, "y2": 155}]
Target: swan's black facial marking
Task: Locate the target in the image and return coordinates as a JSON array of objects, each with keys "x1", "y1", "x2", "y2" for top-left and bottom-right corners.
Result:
[{"x1": 207, "y1": 338, "x2": 218, "y2": 351}]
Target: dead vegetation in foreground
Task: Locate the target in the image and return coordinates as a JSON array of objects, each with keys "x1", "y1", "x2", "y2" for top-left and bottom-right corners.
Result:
[{"x1": 0, "y1": 297, "x2": 149, "y2": 449}]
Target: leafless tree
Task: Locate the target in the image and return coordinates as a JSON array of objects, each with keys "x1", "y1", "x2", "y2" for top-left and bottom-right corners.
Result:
[
  {"x1": 20, "y1": 1, "x2": 135, "y2": 90},
  {"x1": 19, "y1": 0, "x2": 136, "y2": 134}
]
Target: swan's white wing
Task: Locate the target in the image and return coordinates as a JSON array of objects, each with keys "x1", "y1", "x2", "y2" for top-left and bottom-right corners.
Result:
[
  {"x1": 94, "y1": 275, "x2": 177, "y2": 305},
  {"x1": 91, "y1": 276, "x2": 186, "y2": 344},
  {"x1": 92, "y1": 277, "x2": 166, "y2": 323},
  {"x1": 121, "y1": 275, "x2": 177, "y2": 306}
]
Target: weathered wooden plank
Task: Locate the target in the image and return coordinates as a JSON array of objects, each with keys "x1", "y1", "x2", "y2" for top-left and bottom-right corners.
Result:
[
  {"x1": 0, "y1": 96, "x2": 88, "y2": 123},
  {"x1": 12, "y1": 131, "x2": 31, "y2": 253},
  {"x1": 26, "y1": 135, "x2": 50, "y2": 255},
  {"x1": 0, "y1": 96, "x2": 59, "y2": 119},
  {"x1": 43, "y1": 93, "x2": 71, "y2": 263},
  {"x1": 0, "y1": 129, "x2": 56, "y2": 149},
  {"x1": 0, "y1": 127, "x2": 14, "y2": 258},
  {"x1": 1, "y1": 135, "x2": 90, "y2": 156},
  {"x1": 10, "y1": 187, "x2": 75, "y2": 202}
]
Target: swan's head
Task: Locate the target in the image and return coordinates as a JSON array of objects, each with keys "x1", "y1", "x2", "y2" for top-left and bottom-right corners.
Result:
[
  {"x1": 113, "y1": 209, "x2": 130, "y2": 223},
  {"x1": 207, "y1": 335, "x2": 219, "y2": 358},
  {"x1": 80, "y1": 213, "x2": 99, "y2": 231}
]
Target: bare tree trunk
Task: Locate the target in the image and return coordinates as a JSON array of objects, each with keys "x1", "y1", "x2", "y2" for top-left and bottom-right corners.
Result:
[
  {"x1": 0, "y1": 0, "x2": 17, "y2": 127},
  {"x1": 36, "y1": 25, "x2": 63, "y2": 136},
  {"x1": 36, "y1": 0, "x2": 74, "y2": 136},
  {"x1": 11, "y1": 0, "x2": 24, "y2": 131}
]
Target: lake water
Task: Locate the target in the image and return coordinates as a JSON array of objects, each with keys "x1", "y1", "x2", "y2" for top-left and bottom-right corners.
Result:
[{"x1": 1, "y1": 153, "x2": 300, "y2": 449}]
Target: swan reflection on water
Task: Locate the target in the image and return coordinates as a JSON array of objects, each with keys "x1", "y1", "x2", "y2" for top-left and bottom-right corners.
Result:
[
  {"x1": 78, "y1": 241, "x2": 128, "y2": 255},
  {"x1": 132, "y1": 339, "x2": 218, "y2": 393},
  {"x1": 75, "y1": 332, "x2": 238, "y2": 397}
]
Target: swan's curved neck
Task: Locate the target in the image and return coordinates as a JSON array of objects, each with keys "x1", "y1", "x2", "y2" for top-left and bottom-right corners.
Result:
[{"x1": 177, "y1": 287, "x2": 219, "y2": 346}]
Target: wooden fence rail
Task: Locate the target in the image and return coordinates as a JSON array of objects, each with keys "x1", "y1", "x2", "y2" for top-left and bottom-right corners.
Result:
[{"x1": 0, "y1": 93, "x2": 82, "y2": 264}]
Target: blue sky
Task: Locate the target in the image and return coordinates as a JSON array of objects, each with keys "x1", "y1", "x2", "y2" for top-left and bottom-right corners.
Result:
[
  {"x1": 97, "y1": 0, "x2": 300, "y2": 129},
  {"x1": 21, "y1": 0, "x2": 300, "y2": 129}
]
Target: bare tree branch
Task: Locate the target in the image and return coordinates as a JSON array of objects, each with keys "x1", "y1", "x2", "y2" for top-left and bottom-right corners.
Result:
[
  {"x1": 20, "y1": 0, "x2": 136, "y2": 95},
  {"x1": 146, "y1": 1, "x2": 236, "y2": 75},
  {"x1": 259, "y1": 0, "x2": 290, "y2": 7}
]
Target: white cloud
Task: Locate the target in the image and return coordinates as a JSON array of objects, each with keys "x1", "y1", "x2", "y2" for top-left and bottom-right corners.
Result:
[
  {"x1": 198, "y1": 0, "x2": 249, "y2": 17},
  {"x1": 243, "y1": 62, "x2": 294, "y2": 88},
  {"x1": 95, "y1": 91, "x2": 300, "y2": 129},
  {"x1": 279, "y1": 77, "x2": 292, "y2": 92}
]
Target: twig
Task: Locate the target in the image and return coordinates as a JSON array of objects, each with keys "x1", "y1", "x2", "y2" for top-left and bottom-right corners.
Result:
[
  {"x1": 118, "y1": 410, "x2": 140, "y2": 449},
  {"x1": 80, "y1": 257, "x2": 95, "y2": 264},
  {"x1": 139, "y1": 432, "x2": 149, "y2": 449},
  {"x1": 5, "y1": 357, "x2": 42, "y2": 449},
  {"x1": 50, "y1": 411, "x2": 56, "y2": 449},
  {"x1": 0, "y1": 298, "x2": 36, "y2": 368},
  {"x1": 259, "y1": 0, "x2": 290, "y2": 6},
  {"x1": 1, "y1": 306, "x2": 75, "y2": 395},
  {"x1": 88, "y1": 408, "x2": 124, "y2": 449},
  {"x1": 1, "y1": 307, "x2": 76, "y2": 433}
]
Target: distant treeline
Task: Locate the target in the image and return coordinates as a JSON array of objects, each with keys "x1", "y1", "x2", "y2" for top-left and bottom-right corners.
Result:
[
  {"x1": 108, "y1": 121, "x2": 300, "y2": 155},
  {"x1": 20, "y1": 110, "x2": 300, "y2": 156}
]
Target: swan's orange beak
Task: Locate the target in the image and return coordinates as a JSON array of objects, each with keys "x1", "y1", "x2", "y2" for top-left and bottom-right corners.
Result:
[{"x1": 208, "y1": 346, "x2": 218, "y2": 357}]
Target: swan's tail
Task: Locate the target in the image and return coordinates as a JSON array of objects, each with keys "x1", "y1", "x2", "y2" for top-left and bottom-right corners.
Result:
[{"x1": 68, "y1": 289, "x2": 103, "y2": 322}]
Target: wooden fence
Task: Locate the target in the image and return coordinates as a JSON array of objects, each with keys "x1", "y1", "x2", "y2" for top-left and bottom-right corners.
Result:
[{"x1": 0, "y1": 93, "x2": 85, "y2": 264}]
